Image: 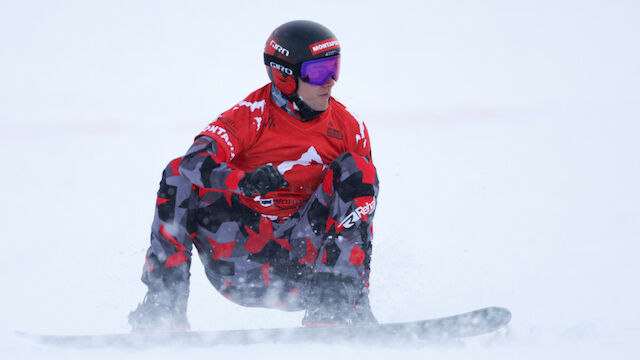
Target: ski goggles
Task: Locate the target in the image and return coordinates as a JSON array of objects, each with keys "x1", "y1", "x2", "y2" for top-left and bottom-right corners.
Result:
[{"x1": 300, "y1": 55, "x2": 340, "y2": 86}]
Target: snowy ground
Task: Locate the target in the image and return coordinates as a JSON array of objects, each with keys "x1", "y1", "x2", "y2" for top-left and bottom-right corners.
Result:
[{"x1": 1, "y1": 0, "x2": 639, "y2": 359}]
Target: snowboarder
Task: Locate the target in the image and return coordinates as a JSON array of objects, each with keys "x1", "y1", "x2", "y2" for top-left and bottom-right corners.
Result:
[{"x1": 129, "y1": 20, "x2": 379, "y2": 331}]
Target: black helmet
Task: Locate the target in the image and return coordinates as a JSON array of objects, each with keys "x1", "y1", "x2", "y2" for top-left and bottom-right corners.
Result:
[{"x1": 264, "y1": 20, "x2": 341, "y2": 95}]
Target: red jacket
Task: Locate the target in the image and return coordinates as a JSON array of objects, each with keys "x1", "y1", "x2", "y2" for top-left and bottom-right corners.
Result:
[{"x1": 192, "y1": 83, "x2": 372, "y2": 218}]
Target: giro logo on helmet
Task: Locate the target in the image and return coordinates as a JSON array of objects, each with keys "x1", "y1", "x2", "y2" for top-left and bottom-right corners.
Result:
[
  {"x1": 309, "y1": 38, "x2": 340, "y2": 55},
  {"x1": 269, "y1": 62, "x2": 293, "y2": 75},
  {"x1": 269, "y1": 40, "x2": 290, "y2": 56}
]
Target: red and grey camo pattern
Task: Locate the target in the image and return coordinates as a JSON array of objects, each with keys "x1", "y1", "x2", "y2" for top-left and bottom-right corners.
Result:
[{"x1": 140, "y1": 142, "x2": 378, "y2": 311}]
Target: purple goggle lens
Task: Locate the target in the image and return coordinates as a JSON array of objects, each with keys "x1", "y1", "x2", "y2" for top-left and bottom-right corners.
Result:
[{"x1": 300, "y1": 55, "x2": 340, "y2": 86}]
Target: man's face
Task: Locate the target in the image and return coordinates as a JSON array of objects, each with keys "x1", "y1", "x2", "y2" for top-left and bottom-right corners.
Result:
[{"x1": 296, "y1": 77, "x2": 336, "y2": 111}]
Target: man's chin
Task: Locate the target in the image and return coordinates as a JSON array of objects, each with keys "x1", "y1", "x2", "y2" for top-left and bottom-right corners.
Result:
[{"x1": 316, "y1": 98, "x2": 331, "y2": 111}]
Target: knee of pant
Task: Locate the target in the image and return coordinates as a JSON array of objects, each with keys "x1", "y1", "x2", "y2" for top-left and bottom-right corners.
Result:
[
  {"x1": 326, "y1": 153, "x2": 378, "y2": 201},
  {"x1": 162, "y1": 157, "x2": 184, "y2": 178},
  {"x1": 331, "y1": 152, "x2": 378, "y2": 186}
]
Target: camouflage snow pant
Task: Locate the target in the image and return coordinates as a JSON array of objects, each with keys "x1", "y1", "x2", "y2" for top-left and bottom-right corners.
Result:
[{"x1": 140, "y1": 152, "x2": 378, "y2": 313}]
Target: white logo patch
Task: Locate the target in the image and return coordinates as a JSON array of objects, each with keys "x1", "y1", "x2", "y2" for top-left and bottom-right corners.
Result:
[
  {"x1": 202, "y1": 124, "x2": 236, "y2": 158},
  {"x1": 277, "y1": 146, "x2": 325, "y2": 174},
  {"x1": 339, "y1": 199, "x2": 376, "y2": 229},
  {"x1": 233, "y1": 100, "x2": 266, "y2": 113}
]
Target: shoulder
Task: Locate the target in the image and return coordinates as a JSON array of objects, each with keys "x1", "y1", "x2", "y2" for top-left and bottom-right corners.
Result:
[
  {"x1": 327, "y1": 98, "x2": 372, "y2": 156},
  {"x1": 222, "y1": 84, "x2": 271, "y2": 120},
  {"x1": 198, "y1": 84, "x2": 273, "y2": 157},
  {"x1": 207, "y1": 84, "x2": 272, "y2": 134},
  {"x1": 328, "y1": 97, "x2": 352, "y2": 118},
  {"x1": 328, "y1": 98, "x2": 367, "y2": 137}
]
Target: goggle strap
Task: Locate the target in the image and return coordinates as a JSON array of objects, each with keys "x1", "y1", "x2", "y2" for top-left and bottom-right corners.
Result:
[{"x1": 263, "y1": 54, "x2": 300, "y2": 76}]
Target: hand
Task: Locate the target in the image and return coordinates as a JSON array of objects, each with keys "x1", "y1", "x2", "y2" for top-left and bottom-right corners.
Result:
[{"x1": 238, "y1": 165, "x2": 289, "y2": 197}]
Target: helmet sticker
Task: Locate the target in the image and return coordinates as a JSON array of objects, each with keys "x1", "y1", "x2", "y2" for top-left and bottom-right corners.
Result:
[
  {"x1": 269, "y1": 40, "x2": 290, "y2": 57},
  {"x1": 309, "y1": 38, "x2": 340, "y2": 55}
]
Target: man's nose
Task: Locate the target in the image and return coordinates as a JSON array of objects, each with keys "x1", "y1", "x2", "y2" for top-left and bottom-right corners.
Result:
[{"x1": 323, "y1": 77, "x2": 336, "y2": 88}]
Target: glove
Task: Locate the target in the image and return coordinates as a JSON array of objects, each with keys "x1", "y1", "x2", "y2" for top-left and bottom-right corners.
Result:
[{"x1": 238, "y1": 164, "x2": 289, "y2": 197}]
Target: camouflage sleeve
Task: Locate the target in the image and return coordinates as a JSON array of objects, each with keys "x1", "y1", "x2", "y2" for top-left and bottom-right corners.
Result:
[{"x1": 177, "y1": 136, "x2": 245, "y2": 191}]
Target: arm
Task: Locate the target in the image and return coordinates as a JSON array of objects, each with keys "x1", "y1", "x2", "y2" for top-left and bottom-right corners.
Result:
[
  {"x1": 178, "y1": 135, "x2": 246, "y2": 191},
  {"x1": 180, "y1": 135, "x2": 288, "y2": 197}
]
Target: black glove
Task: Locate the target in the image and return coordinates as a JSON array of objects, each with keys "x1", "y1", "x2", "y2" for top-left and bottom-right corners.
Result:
[{"x1": 238, "y1": 164, "x2": 289, "y2": 197}]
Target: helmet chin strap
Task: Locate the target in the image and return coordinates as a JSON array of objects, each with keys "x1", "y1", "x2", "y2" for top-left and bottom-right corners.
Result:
[{"x1": 271, "y1": 84, "x2": 326, "y2": 122}]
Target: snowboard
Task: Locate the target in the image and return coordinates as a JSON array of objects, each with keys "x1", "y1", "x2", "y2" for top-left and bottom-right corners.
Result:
[{"x1": 17, "y1": 306, "x2": 511, "y2": 348}]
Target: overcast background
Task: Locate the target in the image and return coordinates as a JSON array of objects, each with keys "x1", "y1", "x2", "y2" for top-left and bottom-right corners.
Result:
[{"x1": 1, "y1": 0, "x2": 639, "y2": 359}]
